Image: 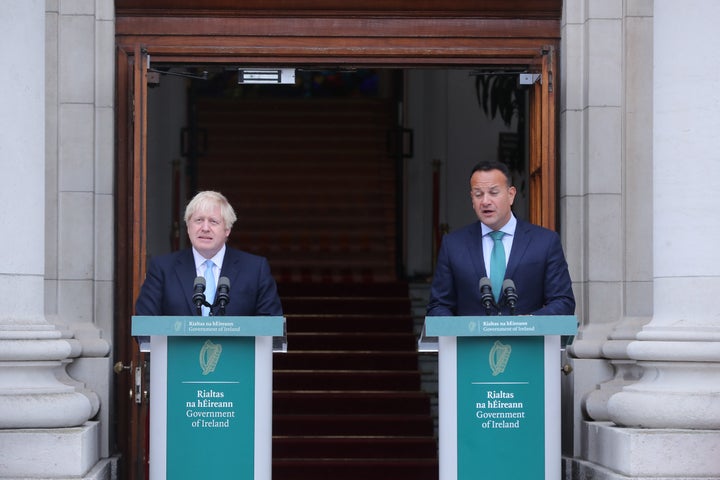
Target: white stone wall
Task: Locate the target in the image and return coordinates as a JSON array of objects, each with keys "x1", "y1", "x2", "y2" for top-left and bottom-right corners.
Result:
[
  {"x1": 46, "y1": 0, "x2": 115, "y2": 344},
  {"x1": 0, "y1": 3, "x2": 45, "y2": 319},
  {"x1": 562, "y1": 0, "x2": 720, "y2": 478},
  {"x1": 0, "y1": 1, "x2": 115, "y2": 478},
  {"x1": 46, "y1": 0, "x2": 115, "y2": 460},
  {"x1": 560, "y1": 0, "x2": 655, "y2": 460}
]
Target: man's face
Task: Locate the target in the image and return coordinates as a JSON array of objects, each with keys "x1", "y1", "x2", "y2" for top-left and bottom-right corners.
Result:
[
  {"x1": 187, "y1": 204, "x2": 230, "y2": 258},
  {"x1": 470, "y1": 169, "x2": 516, "y2": 231}
]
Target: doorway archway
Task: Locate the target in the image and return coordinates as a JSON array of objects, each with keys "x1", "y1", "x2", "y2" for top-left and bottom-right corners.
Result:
[{"x1": 114, "y1": 3, "x2": 561, "y2": 477}]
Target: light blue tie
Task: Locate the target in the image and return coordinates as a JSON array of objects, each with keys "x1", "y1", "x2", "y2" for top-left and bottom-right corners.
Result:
[
  {"x1": 203, "y1": 260, "x2": 216, "y2": 316},
  {"x1": 489, "y1": 231, "x2": 506, "y2": 302}
]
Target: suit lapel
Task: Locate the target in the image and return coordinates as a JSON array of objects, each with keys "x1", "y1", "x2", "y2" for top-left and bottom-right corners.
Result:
[
  {"x1": 505, "y1": 219, "x2": 531, "y2": 280},
  {"x1": 218, "y1": 247, "x2": 242, "y2": 289},
  {"x1": 466, "y1": 222, "x2": 487, "y2": 279},
  {"x1": 173, "y1": 249, "x2": 198, "y2": 314}
]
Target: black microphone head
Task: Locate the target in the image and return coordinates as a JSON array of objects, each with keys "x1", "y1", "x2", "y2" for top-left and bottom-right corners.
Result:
[
  {"x1": 217, "y1": 276, "x2": 231, "y2": 290},
  {"x1": 215, "y1": 277, "x2": 231, "y2": 314},
  {"x1": 502, "y1": 278, "x2": 518, "y2": 313},
  {"x1": 479, "y1": 276, "x2": 496, "y2": 313},
  {"x1": 192, "y1": 276, "x2": 207, "y2": 308},
  {"x1": 217, "y1": 276, "x2": 231, "y2": 303}
]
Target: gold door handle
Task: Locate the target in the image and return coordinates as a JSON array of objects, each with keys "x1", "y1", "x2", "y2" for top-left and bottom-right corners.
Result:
[{"x1": 114, "y1": 361, "x2": 132, "y2": 374}]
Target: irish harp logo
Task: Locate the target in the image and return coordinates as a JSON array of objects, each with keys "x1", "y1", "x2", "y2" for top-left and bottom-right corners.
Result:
[
  {"x1": 199, "y1": 339, "x2": 222, "y2": 376},
  {"x1": 489, "y1": 340, "x2": 512, "y2": 376}
]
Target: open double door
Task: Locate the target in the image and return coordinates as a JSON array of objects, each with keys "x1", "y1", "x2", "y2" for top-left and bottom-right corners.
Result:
[{"x1": 114, "y1": 2, "x2": 561, "y2": 477}]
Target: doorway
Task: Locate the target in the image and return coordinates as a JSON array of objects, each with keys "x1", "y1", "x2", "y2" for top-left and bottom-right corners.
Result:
[{"x1": 114, "y1": 5, "x2": 560, "y2": 478}]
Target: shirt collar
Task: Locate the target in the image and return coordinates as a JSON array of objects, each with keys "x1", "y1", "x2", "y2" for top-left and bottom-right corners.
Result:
[
  {"x1": 192, "y1": 244, "x2": 226, "y2": 271},
  {"x1": 481, "y1": 213, "x2": 517, "y2": 237}
]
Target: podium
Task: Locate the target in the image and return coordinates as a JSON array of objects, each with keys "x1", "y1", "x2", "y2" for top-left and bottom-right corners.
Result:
[
  {"x1": 420, "y1": 315, "x2": 577, "y2": 480},
  {"x1": 132, "y1": 315, "x2": 286, "y2": 480}
]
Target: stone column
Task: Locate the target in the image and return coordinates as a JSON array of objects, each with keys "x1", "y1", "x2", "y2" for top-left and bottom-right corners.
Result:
[
  {"x1": 608, "y1": 0, "x2": 720, "y2": 428},
  {"x1": 0, "y1": 1, "x2": 97, "y2": 478},
  {"x1": 576, "y1": 0, "x2": 654, "y2": 425},
  {"x1": 601, "y1": 0, "x2": 720, "y2": 476}
]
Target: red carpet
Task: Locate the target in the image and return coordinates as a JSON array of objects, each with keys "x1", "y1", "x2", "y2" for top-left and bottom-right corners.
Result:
[{"x1": 273, "y1": 282, "x2": 438, "y2": 480}]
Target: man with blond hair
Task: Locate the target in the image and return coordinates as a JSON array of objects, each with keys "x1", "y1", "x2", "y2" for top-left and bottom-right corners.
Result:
[{"x1": 135, "y1": 190, "x2": 282, "y2": 317}]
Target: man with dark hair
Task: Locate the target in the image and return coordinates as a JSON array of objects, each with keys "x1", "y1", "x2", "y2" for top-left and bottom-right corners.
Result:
[{"x1": 427, "y1": 161, "x2": 574, "y2": 316}]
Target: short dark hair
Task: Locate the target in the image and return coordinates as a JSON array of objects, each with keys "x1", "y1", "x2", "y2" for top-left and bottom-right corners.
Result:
[{"x1": 470, "y1": 161, "x2": 512, "y2": 187}]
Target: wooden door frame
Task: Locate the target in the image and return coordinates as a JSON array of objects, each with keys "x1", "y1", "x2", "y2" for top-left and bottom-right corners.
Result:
[
  {"x1": 114, "y1": 6, "x2": 561, "y2": 478},
  {"x1": 529, "y1": 45, "x2": 558, "y2": 231},
  {"x1": 115, "y1": 44, "x2": 150, "y2": 480}
]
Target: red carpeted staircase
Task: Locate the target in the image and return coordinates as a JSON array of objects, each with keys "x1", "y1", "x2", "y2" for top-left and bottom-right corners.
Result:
[
  {"x1": 273, "y1": 282, "x2": 438, "y2": 480},
  {"x1": 192, "y1": 88, "x2": 437, "y2": 478}
]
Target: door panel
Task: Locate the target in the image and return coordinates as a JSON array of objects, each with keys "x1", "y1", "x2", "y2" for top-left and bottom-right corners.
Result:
[
  {"x1": 115, "y1": 45, "x2": 151, "y2": 480},
  {"x1": 528, "y1": 46, "x2": 558, "y2": 230}
]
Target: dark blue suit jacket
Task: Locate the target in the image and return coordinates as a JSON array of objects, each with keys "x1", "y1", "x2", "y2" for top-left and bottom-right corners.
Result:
[
  {"x1": 135, "y1": 246, "x2": 283, "y2": 317},
  {"x1": 427, "y1": 219, "x2": 575, "y2": 316}
]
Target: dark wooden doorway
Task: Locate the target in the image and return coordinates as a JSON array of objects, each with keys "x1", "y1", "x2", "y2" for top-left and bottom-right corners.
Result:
[{"x1": 114, "y1": 2, "x2": 561, "y2": 478}]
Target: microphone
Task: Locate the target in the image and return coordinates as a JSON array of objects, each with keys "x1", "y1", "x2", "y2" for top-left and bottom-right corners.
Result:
[
  {"x1": 192, "y1": 276, "x2": 206, "y2": 313},
  {"x1": 479, "y1": 277, "x2": 496, "y2": 315},
  {"x1": 215, "y1": 276, "x2": 231, "y2": 316},
  {"x1": 502, "y1": 279, "x2": 518, "y2": 315}
]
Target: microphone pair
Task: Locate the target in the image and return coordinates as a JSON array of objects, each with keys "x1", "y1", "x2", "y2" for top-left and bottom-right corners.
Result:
[
  {"x1": 479, "y1": 277, "x2": 518, "y2": 315},
  {"x1": 193, "y1": 276, "x2": 231, "y2": 315}
]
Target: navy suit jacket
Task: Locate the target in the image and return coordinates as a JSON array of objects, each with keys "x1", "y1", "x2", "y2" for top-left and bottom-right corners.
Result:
[
  {"x1": 427, "y1": 219, "x2": 575, "y2": 316},
  {"x1": 135, "y1": 246, "x2": 283, "y2": 317}
]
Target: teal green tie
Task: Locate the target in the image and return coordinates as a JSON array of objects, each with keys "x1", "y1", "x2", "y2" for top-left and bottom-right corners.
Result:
[{"x1": 489, "y1": 231, "x2": 506, "y2": 302}]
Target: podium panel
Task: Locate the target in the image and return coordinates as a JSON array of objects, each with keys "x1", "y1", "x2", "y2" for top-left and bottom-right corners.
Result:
[
  {"x1": 423, "y1": 316, "x2": 576, "y2": 480},
  {"x1": 132, "y1": 316, "x2": 285, "y2": 480}
]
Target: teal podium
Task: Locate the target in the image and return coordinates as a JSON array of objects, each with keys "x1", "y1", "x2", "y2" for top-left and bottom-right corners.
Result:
[
  {"x1": 132, "y1": 315, "x2": 286, "y2": 480},
  {"x1": 420, "y1": 315, "x2": 577, "y2": 480}
]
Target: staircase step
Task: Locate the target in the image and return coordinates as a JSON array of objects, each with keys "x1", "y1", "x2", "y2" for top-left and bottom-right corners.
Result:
[
  {"x1": 272, "y1": 458, "x2": 439, "y2": 480},
  {"x1": 273, "y1": 414, "x2": 435, "y2": 436},
  {"x1": 273, "y1": 391, "x2": 430, "y2": 415},
  {"x1": 266, "y1": 254, "x2": 395, "y2": 265},
  {"x1": 285, "y1": 314, "x2": 413, "y2": 333},
  {"x1": 279, "y1": 282, "x2": 410, "y2": 297},
  {"x1": 274, "y1": 370, "x2": 422, "y2": 391},
  {"x1": 273, "y1": 436, "x2": 438, "y2": 459},
  {"x1": 287, "y1": 332, "x2": 417, "y2": 351},
  {"x1": 273, "y1": 351, "x2": 420, "y2": 371},
  {"x1": 272, "y1": 269, "x2": 398, "y2": 284},
  {"x1": 281, "y1": 297, "x2": 411, "y2": 315}
]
